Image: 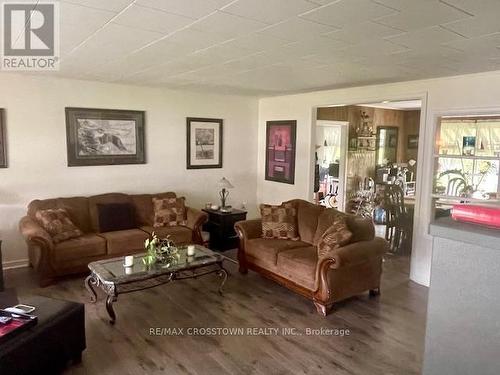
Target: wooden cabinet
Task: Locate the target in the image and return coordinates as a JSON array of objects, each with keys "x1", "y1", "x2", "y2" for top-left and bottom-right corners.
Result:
[{"x1": 202, "y1": 209, "x2": 247, "y2": 251}]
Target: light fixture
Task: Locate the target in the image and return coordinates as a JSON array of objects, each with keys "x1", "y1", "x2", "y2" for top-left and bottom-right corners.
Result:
[{"x1": 218, "y1": 177, "x2": 234, "y2": 208}]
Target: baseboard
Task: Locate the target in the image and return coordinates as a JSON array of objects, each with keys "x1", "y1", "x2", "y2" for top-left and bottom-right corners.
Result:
[{"x1": 2, "y1": 259, "x2": 29, "y2": 270}]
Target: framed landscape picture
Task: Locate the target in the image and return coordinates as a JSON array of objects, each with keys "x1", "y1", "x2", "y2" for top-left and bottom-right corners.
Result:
[
  {"x1": 265, "y1": 120, "x2": 296, "y2": 184},
  {"x1": 186, "y1": 117, "x2": 223, "y2": 169},
  {"x1": 65, "y1": 107, "x2": 145, "y2": 166},
  {"x1": 0, "y1": 109, "x2": 6, "y2": 168}
]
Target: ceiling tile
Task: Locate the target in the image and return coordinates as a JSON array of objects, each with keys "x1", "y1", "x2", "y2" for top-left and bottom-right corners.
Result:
[
  {"x1": 438, "y1": 0, "x2": 500, "y2": 16},
  {"x1": 112, "y1": 4, "x2": 195, "y2": 34},
  {"x1": 323, "y1": 21, "x2": 402, "y2": 43},
  {"x1": 442, "y1": 14, "x2": 500, "y2": 38},
  {"x1": 222, "y1": 0, "x2": 319, "y2": 24},
  {"x1": 218, "y1": 33, "x2": 291, "y2": 53},
  {"x1": 300, "y1": 0, "x2": 398, "y2": 28},
  {"x1": 190, "y1": 11, "x2": 269, "y2": 38},
  {"x1": 61, "y1": 0, "x2": 133, "y2": 12},
  {"x1": 60, "y1": 1, "x2": 115, "y2": 28},
  {"x1": 258, "y1": 17, "x2": 337, "y2": 41},
  {"x1": 165, "y1": 28, "x2": 232, "y2": 50},
  {"x1": 375, "y1": 0, "x2": 471, "y2": 31},
  {"x1": 135, "y1": 0, "x2": 228, "y2": 19},
  {"x1": 387, "y1": 26, "x2": 465, "y2": 49},
  {"x1": 444, "y1": 32, "x2": 500, "y2": 58}
]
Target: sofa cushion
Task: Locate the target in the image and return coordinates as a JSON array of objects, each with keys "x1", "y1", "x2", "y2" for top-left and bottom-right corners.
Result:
[
  {"x1": 98, "y1": 229, "x2": 149, "y2": 255},
  {"x1": 245, "y1": 238, "x2": 309, "y2": 269},
  {"x1": 152, "y1": 197, "x2": 187, "y2": 227},
  {"x1": 97, "y1": 203, "x2": 136, "y2": 232},
  {"x1": 88, "y1": 193, "x2": 132, "y2": 233},
  {"x1": 260, "y1": 202, "x2": 299, "y2": 240},
  {"x1": 130, "y1": 192, "x2": 177, "y2": 226},
  {"x1": 317, "y1": 215, "x2": 352, "y2": 258},
  {"x1": 313, "y1": 208, "x2": 346, "y2": 245},
  {"x1": 290, "y1": 199, "x2": 325, "y2": 244},
  {"x1": 140, "y1": 226, "x2": 192, "y2": 245},
  {"x1": 277, "y1": 246, "x2": 318, "y2": 291},
  {"x1": 53, "y1": 234, "x2": 106, "y2": 263},
  {"x1": 35, "y1": 208, "x2": 83, "y2": 243},
  {"x1": 58, "y1": 197, "x2": 91, "y2": 233}
]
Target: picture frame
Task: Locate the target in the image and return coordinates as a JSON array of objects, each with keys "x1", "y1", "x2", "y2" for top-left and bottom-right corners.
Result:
[
  {"x1": 65, "y1": 107, "x2": 145, "y2": 167},
  {"x1": 186, "y1": 117, "x2": 223, "y2": 169},
  {"x1": 408, "y1": 134, "x2": 419, "y2": 149},
  {"x1": 0, "y1": 109, "x2": 6, "y2": 168},
  {"x1": 265, "y1": 120, "x2": 297, "y2": 185}
]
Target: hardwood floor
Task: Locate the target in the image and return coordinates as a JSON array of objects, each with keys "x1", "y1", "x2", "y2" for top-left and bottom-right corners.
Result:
[{"x1": 4, "y1": 252, "x2": 427, "y2": 375}]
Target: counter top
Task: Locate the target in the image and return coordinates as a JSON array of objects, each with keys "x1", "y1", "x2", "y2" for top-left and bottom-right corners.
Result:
[{"x1": 430, "y1": 217, "x2": 500, "y2": 250}]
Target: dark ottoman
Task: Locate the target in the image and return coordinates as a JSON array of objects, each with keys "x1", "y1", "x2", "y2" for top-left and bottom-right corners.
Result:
[{"x1": 0, "y1": 295, "x2": 86, "y2": 375}]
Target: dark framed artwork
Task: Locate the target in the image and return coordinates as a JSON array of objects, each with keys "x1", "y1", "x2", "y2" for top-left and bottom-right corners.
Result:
[
  {"x1": 265, "y1": 120, "x2": 297, "y2": 184},
  {"x1": 0, "y1": 109, "x2": 6, "y2": 168},
  {"x1": 186, "y1": 117, "x2": 223, "y2": 169},
  {"x1": 65, "y1": 107, "x2": 145, "y2": 167},
  {"x1": 408, "y1": 134, "x2": 419, "y2": 149}
]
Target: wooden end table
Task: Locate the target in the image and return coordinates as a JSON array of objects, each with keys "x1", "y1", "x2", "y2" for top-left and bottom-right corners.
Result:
[{"x1": 202, "y1": 208, "x2": 247, "y2": 251}]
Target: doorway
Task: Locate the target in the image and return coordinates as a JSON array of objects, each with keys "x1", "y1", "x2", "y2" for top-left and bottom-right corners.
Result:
[
  {"x1": 314, "y1": 120, "x2": 349, "y2": 211},
  {"x1": 313, "y1": 99, "x2": 422, "y2": 257}
]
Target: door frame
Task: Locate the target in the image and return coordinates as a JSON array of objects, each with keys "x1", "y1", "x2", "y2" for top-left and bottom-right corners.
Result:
[{"x1": 315, "y1": 120, "x2": 349, "y2": 211}]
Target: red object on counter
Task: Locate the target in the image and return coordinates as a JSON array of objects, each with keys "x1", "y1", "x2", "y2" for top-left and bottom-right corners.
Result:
[{"x1": 451, "y1": 204, "x2": 500, "y2": 229}]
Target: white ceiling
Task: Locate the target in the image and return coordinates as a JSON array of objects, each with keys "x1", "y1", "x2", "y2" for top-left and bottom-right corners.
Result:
[{"x1": 18, "y1": 0, "x2": 500, "y2": 96}]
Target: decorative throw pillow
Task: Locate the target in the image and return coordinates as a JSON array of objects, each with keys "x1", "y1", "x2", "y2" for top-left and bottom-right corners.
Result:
[
  {"x1": 35, "y1": 208, "x2": 83, "y2": 243},
  {"x1": 152, "y1": 197, "x2": 187, "y2": 227},
  {"x1": 317, "y1": 215, "x2": 353, "y2": 258},
  {"x1": 97, "y1": 203, "x2": 136, "y2": 233},
  {"x1": 260, "y1": 202, "x2": 299, "y2": 240}
]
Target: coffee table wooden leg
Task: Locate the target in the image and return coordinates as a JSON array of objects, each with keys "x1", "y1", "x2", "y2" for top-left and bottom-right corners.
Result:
[
  {"x1": 106, "y1": 295, "x2": 117, "y2": 325},
  {"x1": 217, "y1": 267, "x2": 228, "y2": 295},
  {"x1": 85, "y1": 275, "x2": 97, "y2": 303}
]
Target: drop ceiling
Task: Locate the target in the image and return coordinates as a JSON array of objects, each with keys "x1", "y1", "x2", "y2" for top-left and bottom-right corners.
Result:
[{"x1": 14, "y1": 0, "x2": 500, "y2": 96}]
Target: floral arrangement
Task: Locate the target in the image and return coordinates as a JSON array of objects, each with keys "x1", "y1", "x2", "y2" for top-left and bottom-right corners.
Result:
[{"x1": 143, "y1": 232, "x2": 179, "y2": 266}]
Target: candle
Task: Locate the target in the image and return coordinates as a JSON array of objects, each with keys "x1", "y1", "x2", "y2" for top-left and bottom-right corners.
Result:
[
  {"x1": 124, "y1": 255, "x2": 134, "y2": 267},
  {"x1": 187, "y1": 245, "x2": 195, "y2": 256}
]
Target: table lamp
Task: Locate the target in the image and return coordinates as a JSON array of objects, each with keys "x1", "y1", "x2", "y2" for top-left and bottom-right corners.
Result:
[{"x1": 218, "y1": 177, "x2": 234, "y2": 208}]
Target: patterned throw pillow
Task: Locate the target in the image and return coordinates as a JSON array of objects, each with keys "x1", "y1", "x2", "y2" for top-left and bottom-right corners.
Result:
[
  {"x1": 152, "y1": 197, "x2": 187, "y2": 227},
  {"x1": 35, "y1": 208, "x2": 83, "y2": 243},
  {"x1": 260, "y1": 202, "x2": 299, "y2": 240},
  {"x1": 317, "y1": 215, "x2": 353, "y2": 258}
]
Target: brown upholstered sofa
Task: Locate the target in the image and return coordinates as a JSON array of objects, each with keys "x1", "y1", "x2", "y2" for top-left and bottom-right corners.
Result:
[
  {"x1": 235, "y1": 199, "x2": 387, "y2": 316},
  {"x1": 19, "y1": 192, "x2": 207, "y2": 286}
]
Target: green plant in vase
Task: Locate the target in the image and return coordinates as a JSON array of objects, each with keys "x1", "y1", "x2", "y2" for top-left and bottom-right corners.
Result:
[{"x1": 143, "y1": 233, "x2": 159, "y2": 266}]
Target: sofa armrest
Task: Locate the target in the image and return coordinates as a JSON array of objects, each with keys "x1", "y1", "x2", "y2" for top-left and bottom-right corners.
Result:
[
  {"x1": 19, "y1": 216, "x2": 54, "y2": 250},
  {"x1": 319, "y1": 237, "x2": 388, "y2": 270},
  {"x1": 186, "y1": 207, "x2": 208, "y2": 244},
  {"x1": 234, "y1": 219, "x2": 262, "y2": 241}
]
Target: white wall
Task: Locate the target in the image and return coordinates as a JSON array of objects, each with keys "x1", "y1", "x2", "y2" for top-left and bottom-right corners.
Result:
[
  {"x1": 258, "y1": 70, "x2": 500, "y2": 287},
  {"x1": 0, "y1": 73, "x2": 259, "y2": 267}
]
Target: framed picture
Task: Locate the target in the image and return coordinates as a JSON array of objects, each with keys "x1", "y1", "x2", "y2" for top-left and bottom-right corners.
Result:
[
  {"x1": 186, "y1": 117, "x2": 223, "y2": 169},
  {"x1": 408, "y1": 135, "x2": 419, "y2": 149},
  {"x1": 265, "y1": 120, "x2": 297, "y2": 184},
  {"x1": 0, "y1": 109, "x2": 6, "y2": 168},
  {"x1": 65, "y1": 107, "x2": 145, "y2": 167}
]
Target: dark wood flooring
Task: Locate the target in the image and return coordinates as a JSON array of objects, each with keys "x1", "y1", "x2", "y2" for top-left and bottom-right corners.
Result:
[{"x1": 4, "y1": 252, "x2": 427, "y2": 375}]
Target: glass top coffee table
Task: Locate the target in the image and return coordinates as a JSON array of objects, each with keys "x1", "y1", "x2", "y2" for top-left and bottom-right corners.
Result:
[{"x1": 84, "y1": 245, "x2": 228, "y2": 324}]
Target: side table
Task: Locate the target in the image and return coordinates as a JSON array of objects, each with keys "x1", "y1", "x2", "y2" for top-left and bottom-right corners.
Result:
[{"x1": 202, "y1": 208, "x2": 247, "y2": 251}]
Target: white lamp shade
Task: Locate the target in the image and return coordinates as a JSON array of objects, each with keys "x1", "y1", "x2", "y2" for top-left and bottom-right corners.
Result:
[{"x1": 218, "y1": 177, "x2": 234, "y2": 189}]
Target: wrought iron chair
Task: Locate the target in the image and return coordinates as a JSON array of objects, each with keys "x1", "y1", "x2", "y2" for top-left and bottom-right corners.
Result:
[{"x1": 447, "y1": 177, "x2": 465, "y2": 196}]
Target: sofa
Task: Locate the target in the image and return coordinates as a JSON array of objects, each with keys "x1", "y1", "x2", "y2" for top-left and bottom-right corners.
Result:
[
  {"x1": 19, "y1": 192, "x2": 208, "y2": 286},
  {"x1": 235, "y1": 199, "x2": 387, "y2": 316}
]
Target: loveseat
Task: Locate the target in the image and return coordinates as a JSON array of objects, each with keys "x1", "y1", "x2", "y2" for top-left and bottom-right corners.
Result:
[
  {"x1": 19, "y1": 192, "x2": 207, "y2": 286},
  {"x1": 235, "y1": 199, "x2": 387, "y2": 316}
]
